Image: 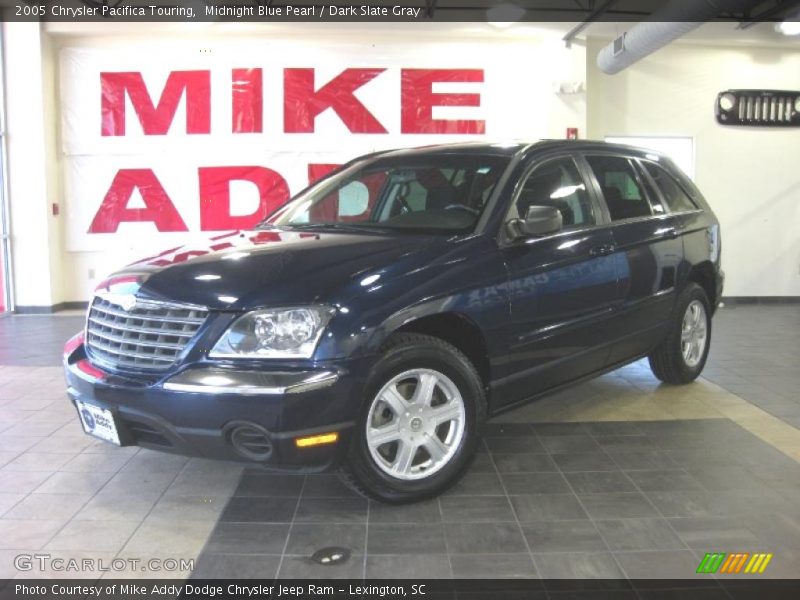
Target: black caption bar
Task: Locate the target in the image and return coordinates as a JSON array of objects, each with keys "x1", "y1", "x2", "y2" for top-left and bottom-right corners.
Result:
[
  {"x1": 4, "y1": 580, "x2": 800, "y2": 600},
  {"x1": 2, "y1": 0, "x2": 761, "y2": 23}
]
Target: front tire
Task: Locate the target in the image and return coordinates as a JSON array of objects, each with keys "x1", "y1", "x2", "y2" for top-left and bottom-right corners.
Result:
[
  {"x1": 648, "y1": 283, "x2": 712, "y2": 384},
  {"x1": 340, "y1": 333, "x2": 486, "y2": 504}
]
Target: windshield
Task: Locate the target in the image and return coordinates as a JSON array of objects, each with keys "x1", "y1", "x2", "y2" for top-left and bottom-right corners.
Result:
[{"x1": 265, "y1": 154, "x2": 510, "y2": 233}]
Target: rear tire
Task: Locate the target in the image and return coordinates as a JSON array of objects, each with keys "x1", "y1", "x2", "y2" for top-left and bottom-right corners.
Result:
[
  {"x1": 339, "y1": 333, "x2": 486, "y2": 504},
  {"x1": 648, "y1": 283, "x2": 711, "y2": 384}
]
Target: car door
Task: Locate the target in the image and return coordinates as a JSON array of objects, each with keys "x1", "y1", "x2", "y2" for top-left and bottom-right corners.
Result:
[
  {"x1": 581, "y1": 153, "x2": 684, "y2": 366},
  {"x1": 495, "y1": 154, "x2": 621, "y2": 407}
]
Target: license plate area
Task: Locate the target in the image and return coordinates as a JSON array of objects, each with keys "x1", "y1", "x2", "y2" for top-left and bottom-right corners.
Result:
[{"x1": 76, "y1": 401, "x2": 121, "y2": 446}]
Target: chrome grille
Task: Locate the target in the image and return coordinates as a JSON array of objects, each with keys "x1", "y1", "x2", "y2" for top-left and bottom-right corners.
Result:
[{"x1": 86, "y1": 296, "x2": 208, "y2": 372}]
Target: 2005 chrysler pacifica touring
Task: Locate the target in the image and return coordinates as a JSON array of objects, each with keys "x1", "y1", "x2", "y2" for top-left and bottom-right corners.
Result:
[{"x1": 64, "y1": 141, "x2": 723, "y2": 503}]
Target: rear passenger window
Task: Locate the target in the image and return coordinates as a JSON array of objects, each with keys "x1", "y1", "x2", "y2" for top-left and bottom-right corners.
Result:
[
  {"x1": 586, "y1": 155, "x2": 653, "y2": 221},
  {"x1": 642, "y1": 162, "x2": 698, "y2": 213},
  {"x1": 511, "y1": 157, "x2": 595, "y2": 229}
]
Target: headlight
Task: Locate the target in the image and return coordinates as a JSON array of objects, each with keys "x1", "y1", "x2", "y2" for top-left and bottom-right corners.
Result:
[{"x1": 210, "y1": 306, "x2": 335, "y2": 359}]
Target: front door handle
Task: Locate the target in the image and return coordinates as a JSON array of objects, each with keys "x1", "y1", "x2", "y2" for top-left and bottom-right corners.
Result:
[{"x1": 589, "y1": 244, "x2": 615, "y2": 257}]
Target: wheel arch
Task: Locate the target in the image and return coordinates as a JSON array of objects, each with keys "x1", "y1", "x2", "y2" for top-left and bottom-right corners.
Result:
[
  {"x1": 373, "y1": 311, "x2": 492, "y2": 396},
  {"x1": 686, "y1": 261, "x2": 717, "y2": 311}
]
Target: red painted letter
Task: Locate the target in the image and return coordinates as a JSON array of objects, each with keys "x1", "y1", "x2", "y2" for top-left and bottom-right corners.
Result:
[
  {"x1": 232, "y1": 68, "x2": 263, "y2": 133},
  {"x1": 89, "y1": 169, "x2": 188, "y2": 233},
  {"x1": 401, "y1": 69, "x2": 485, "y2": 134},
  {"x1": 284, "y1": 68, "x2": 387, "y2": 133},
  {"x1": 198, "y1": 167, "x2": 290, "y2": 231},
  {"x1": 101, "y1": 71, "x2": 211, "y2": 136},
  {"x1": 308, "y1": 163, "x2": 342, "y2": 184}
]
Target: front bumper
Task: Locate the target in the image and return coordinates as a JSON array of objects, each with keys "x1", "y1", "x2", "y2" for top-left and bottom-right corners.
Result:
[{"x1": 64, "y1": 346, "x2": 367, "y2": 472}]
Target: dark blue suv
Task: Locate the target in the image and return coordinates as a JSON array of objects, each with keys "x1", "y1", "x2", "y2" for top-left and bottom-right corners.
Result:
[{"x1": 64, "y1": 141, "x2": 723, "y2": 503}]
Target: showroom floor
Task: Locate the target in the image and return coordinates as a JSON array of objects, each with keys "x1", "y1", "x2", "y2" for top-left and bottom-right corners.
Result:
[{"x1": 0, "y1": 305, "x2": 798, "y2": 583}]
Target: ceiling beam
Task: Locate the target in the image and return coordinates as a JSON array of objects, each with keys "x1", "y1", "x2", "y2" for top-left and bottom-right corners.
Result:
[{"x1": 563, "y1": 0, "x2": 621, "y2": 46}]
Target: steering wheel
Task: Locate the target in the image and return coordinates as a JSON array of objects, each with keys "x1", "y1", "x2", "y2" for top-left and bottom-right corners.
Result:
[{"x1": 444, "y1": 204, "x2": 479, "y2": 216}]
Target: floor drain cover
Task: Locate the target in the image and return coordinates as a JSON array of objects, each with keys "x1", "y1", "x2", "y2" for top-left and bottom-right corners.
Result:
[{"x1": 310, "y1": 547, "x2": 351, "y2": 565}]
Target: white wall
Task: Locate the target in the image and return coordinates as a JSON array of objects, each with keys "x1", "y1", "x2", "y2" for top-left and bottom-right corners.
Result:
[
  {"x1": 587, "y1": 38, "x2": 800, "y2": 298},
  {"x1": 4, "y1": 23, "x2": 798, "y2": 306},
  {"x1": 2, "y1": 23, "x2": 62, "y2": 309}
]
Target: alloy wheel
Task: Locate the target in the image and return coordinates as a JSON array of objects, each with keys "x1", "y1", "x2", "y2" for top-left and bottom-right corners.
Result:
[{"x1": 365, "y1": 368, "x2": 466, "y2": 481}]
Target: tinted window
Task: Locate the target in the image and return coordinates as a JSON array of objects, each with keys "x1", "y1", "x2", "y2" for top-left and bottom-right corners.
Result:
[
  {"x1": 642, "y1": 162, "x2": 697, "y2": 213},
  {"x1": 267, "y1": 155, "x2": 509, "y2": 233},
  {"x1": 510, "y1": 157, "x2": 595, "y2": 228},
  {"x1": 586, "y1": 155, "x2": 652, "y2": 221}
]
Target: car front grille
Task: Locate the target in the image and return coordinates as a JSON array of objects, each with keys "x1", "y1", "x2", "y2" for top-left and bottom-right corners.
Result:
[
  {"x1": 716, "y1": 89, "x2": 800, "y2": 127},
  {"x1": 86, "y1": 296, "x2": 208, "y2": 372}
]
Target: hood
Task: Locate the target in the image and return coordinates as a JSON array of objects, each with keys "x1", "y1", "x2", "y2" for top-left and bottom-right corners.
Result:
[{"x1": 101, "y1": 229, "x2": 443, "y2": 311}]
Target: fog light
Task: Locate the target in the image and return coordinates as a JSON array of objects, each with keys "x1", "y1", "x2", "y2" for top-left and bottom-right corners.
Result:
[{"x1": 295, "y1": 432, "x2": 339, "y2": 448}]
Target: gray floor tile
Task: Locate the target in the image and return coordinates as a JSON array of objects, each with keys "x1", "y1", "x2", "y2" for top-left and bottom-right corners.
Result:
[
  {"x1": 500, "y1": 472, "x2": 571, "y2": 494},
  {"x1": 205, "y1": 523, "x2": 290, "y2": 554},
  {"x1": 492, "y1": 453, "x2": 557, "y2": 473},
  {"x1": 0, "y1": 519, "x2": 64, "y2": 549},
  {"x1": 191, "y1": 554, "x2": 281, "y2": 579},
  {"x1": 626, "y1": 469, "x2": 705, "y2": 492},
  {"x1": 444, "y1": 471, "x2": 505, "y2": 496},
  {"x1": 643, "y1": 489, "x2": 725, "y2": 518},
  {"x1": 510, "y1": 494, "x2": 588, "y2": 522},
  {"x1": 564, "y1": 471, "x2": 636, "y2": 494},
  {"x1": 614, "y1": 549, "x2": 703, "y2": 579},
  {"x1": 606, "y1": 449, "x2": 678, "y2": 470},
  {"x1": 234, "y1": 472, "x2": 305, "y2": 497},
  {"x1": 302, "y1": 474, "x2": 359, "y2": 497},
  {"x1": 444, "y1": 522, "x2": 527, "y2": 554},
  {"x1": 366, "y1": 554, "x2": 452, "y2": 578},
  {"x1": 531, "y1": 423, "x2": 588, "y2": 436},
  {"x1": 540, "y1": 434, "x2": 602, "y2": 454},
  {"x1": 578, "y1": 492, "x2": 660, "y2": 519},
  {"x1": 439, "y1": 496, "x2": 515, "y2": 523},
  {"x1": 533, "y1": 552, "x2": 626, "y2": 579},
  {"x1": 522, "y1": 520, "x2": 606, "y2": 553},
  {"x1": 219, "y1": 497, "x2": 298, "y2": 523},
  {"x1": 2, "y1": 492, "x2": 89, "y2": 521},
  {"x1": 485, "y1": 435, "x2": 546, "y2": 454},
  {"x1": 277, "y1": 554, "x2": 364, "y2": 579},
  {"x1": 369, "y1": 498, "x2": 441, "y2": 524},
  {"x1": 285, "y1": 523, "x2": 366, "y2": 556},
  {"x1": 594, "y1": 435, "x2": 657, "y2": 452},
  {"x1": 367, "y1": 523, "x2": 446, "y2": 555},
  {"x1": 45, "y1": 519, "x2": 139, "y2": 553},
  {"x1": 293, "y1": 497, "x2": 368, "y2": 524},
  {"x1": 667, "y1": 516, "x2": 761, "y2": 550},
  {"x1": 450, "y1": 553, "x2": 538, "y2": 579},
  {"x1": 552, "y1": 452, "x2": 619, "y2": 472},
  {"x1": 595, "y1": 518, "x2": 685, "y2": 551}
]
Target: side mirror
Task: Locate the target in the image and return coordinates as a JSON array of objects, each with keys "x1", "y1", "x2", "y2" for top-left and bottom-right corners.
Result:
[{"x1": 505, "y1": 205, "x2": 563, "y2": 241}]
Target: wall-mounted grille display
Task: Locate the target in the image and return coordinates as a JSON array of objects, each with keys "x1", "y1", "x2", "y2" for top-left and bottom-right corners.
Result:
[{"x1": 716, "y1": 90, "x2": 800, "y2": 127}]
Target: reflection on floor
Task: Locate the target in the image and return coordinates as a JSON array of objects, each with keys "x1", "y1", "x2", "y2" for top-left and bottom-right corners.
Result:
[{"x1": 0, "y1": 305, "x2": 797, "y2": 581}]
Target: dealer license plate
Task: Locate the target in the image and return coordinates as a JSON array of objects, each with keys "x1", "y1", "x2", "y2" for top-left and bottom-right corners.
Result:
[{"x1": 76, "y1": 401, "x2": 121, "y2": 445}]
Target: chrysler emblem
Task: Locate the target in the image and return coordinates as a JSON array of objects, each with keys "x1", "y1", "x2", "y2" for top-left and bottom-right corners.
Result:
[{"x1": 105, "y1": 293, "x2": 138, "y2": 311}]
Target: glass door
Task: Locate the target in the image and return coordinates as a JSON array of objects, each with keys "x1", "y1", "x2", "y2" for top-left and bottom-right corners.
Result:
[{"x1": 0, "y1": 27, "x2": 13, "y2": 314}]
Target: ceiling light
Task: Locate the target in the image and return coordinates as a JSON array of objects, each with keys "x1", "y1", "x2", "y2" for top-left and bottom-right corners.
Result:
[
  {"x1": 487, "y1": 2, "x2": 525, "y2": 28},
  {"x1": 776, "y1": 9, "x2": 800, "y2": 35},
  {"x1": 776, "y1": 20, "x2": 800, "y2": 35}
]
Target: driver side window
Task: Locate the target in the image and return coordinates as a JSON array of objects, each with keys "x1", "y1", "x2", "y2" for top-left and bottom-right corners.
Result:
[{"x1": 509, "y1": 157, "x2": 596, "y2": 229}]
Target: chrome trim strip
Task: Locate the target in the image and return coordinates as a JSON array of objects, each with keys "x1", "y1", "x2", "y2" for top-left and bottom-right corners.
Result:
[{"x1": 162, "y1": 370, "x2": 340, "y2": 396}]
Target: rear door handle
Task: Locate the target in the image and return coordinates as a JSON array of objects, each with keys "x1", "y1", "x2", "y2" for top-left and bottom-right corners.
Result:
[{"x1": 589, "y1": 244, "x2": 615, "y2": 257}]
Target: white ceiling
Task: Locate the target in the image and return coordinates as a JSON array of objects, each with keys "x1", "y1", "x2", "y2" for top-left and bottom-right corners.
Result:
[{"x1": 43, "y1": 20, "x2": 800, "y2": 49}]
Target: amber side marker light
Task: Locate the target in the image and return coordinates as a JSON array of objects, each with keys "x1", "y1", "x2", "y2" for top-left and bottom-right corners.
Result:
[{"x1": 295, "y1": 432, "x2": 339, "y2": 448}]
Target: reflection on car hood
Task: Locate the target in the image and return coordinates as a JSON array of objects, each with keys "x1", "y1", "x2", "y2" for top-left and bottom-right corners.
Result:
[{"x1": 106, "y1": 229, "x2": 442, "y2": 311}]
